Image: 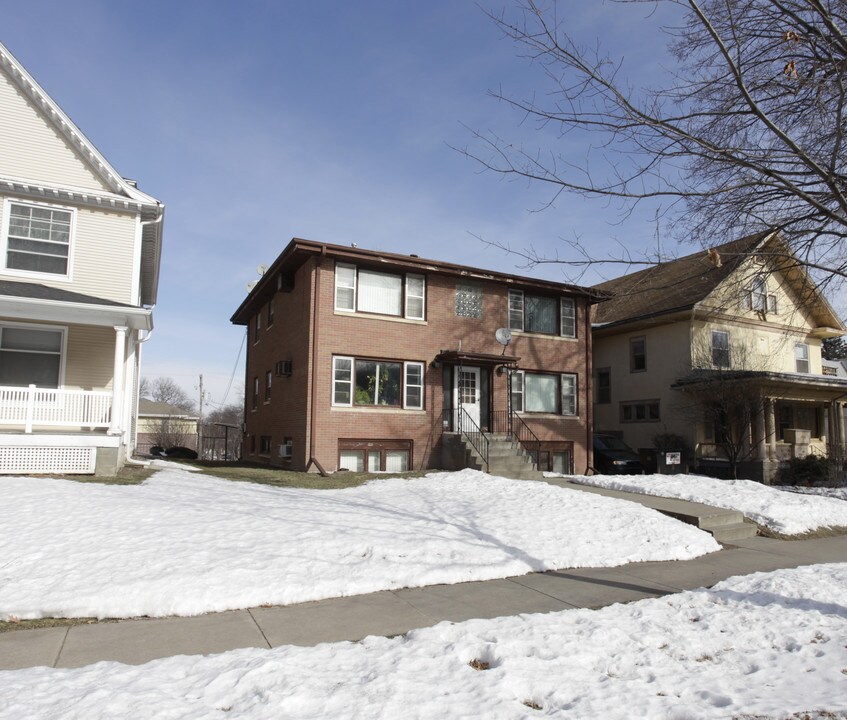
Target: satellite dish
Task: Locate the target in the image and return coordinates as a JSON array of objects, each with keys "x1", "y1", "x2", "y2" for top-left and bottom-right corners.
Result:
[
  {"x1": 495, "y1": 328, "x2": 512, "y2": 346},
  {"x1": 257, "y1": 264, "x2": 269, "y2": 276},
  {"x1": 246, "y1": 281, "x2": 258, "y2": 292}
]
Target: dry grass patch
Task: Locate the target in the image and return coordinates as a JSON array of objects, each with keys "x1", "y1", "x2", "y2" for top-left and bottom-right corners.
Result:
[
  {"x1": 0, "y1": 616, "x2": 119, "y2": 634},
  {"x1": 757, "y1": 524, "x2": 847, "y2": 541},
  {"x1": 176, "y1": 460, "x2": 429, "y2": 490}
]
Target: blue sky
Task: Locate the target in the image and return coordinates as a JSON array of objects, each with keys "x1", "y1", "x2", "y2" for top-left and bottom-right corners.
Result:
[{"x1": 4, "y1": 1, "x2": 691, "y2": 408}]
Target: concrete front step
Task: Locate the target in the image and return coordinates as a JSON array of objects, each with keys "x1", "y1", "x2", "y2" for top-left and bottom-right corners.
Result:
[{"x1": 708, "y1": 522, "x2": 759, "y2": 543}]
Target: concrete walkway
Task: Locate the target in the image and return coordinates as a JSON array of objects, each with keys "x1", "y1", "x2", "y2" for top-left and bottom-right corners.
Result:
[{"x1": 2, "y1": 532, "x2": 845, "y2": 672}]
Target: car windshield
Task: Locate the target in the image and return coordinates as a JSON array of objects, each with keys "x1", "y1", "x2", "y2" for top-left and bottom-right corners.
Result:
[{"x1": 594, "y1": 436, "x2": 632, "y2": 452}]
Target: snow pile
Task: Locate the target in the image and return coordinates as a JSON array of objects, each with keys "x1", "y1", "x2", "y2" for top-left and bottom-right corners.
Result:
[
  {"x1": 0, "y1": 468, "x2": 718, "y2": 621},
  {"x1": 557, "y1": 472, "x2": 847, "y2": 534},
  {"x1": 778, "y1": 485, "x2": 847, "y2": 502},
  {"x1": 2, "y1": 563, "x2": 845, "y2": 719}
]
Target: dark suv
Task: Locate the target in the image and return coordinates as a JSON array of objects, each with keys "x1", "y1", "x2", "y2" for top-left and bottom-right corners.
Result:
[{"x1": 592, "y1": 434, "x2": 644, "y2": 475}]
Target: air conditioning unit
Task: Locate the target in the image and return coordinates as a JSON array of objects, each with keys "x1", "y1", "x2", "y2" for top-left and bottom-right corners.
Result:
[
  {"x1": 278, "y1": 441, "x2": 292, "y2": 459},
  {"x1": 275, "y1": 360, "x2": 293, "y2": 376}
]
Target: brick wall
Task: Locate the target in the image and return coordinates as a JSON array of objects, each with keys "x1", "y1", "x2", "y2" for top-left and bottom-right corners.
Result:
[{"x1": 243, "y1": 255, "x2": 593, "y2": 473}]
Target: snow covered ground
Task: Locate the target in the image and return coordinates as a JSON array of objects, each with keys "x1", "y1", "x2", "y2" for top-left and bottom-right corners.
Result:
[
  {"x1": 556, "y1": 473, "x2": 847, "y2": 535},
  {"x1": 778, "y1": 485, "x2": 847, "y2": 502},
  {"x1": 2, "y1": 563, "x2": 845, "y2": 719},
  {"x1": 0, "y1": 468, "x2": 718, "y2": 621}
]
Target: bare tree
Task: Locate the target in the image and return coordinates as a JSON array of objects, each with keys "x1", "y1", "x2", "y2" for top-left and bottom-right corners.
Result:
[
  {"x1": 465, "y1": 0, "x2": 847, "y2": 284},
  {"x1": 201, "y1": 403, "x2": 243, "y2": 460},
  {"x1": 675, "y1": 336, "x2": 771, "y2": 478},
  {"x1": 140, "y1": 377, "x2": 195, "y2": 413}
]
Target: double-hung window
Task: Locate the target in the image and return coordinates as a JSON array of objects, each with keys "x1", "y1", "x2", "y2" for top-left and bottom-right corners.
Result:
[
  {"x1": 711, "y1": 330, "x2": 730, "y2": 367},
  {"x1": 2, "y1": 201, "x2": 73, "y2": 277},
  {"x1": 630, "y1": 337, "x2": 646, "y2": 372},
  {"x1": 510, "y1": 371, "x2": 578, "y2": 415},
  {"x1": 508, "y1": 290, "x2": 576, "y2": 337},
  {"x1": 333, "y1": 356, "x2": 425, "y2": 409},
  {"x1": 335, "y1": 263, "x2": 425, "y2": 320},
  {"x1": 0, "y1": 324, "x2": 64, "y2": 388},
  {"x1": 265, "y1": 370, "x2": 272, "y2": 402},
  {"x1": 795, "y1": 343, "x2": 810, "y2": 373},
  {"x1": 746, "y1": 276, "x2": 777, "y2": 314}
]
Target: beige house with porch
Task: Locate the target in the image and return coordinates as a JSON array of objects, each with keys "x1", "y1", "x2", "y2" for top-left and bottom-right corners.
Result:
[
  {"x1": 0, "y1": 42, "x2": 164, "y2": 475},
  {"x1": 592, "y1": 231, "x2": 847, "y2": 482}
]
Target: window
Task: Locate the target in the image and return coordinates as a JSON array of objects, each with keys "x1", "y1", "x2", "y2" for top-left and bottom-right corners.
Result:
[
  {"x1": 560, "y1": 298, "x2": 576, "y2": 338},
  {"x1": 0, "y1": 324, "x2": 64, "y2": 387},
  {"x1": 275, "y1": 360, "x2": 293, "y2": 376},
  {"x1": 335, "y1": 263, "x2": 357, "y2": 311},
  {"x1": 252, "y1": 376, "x2": 259, "y2": 410},
  {"x1": 335, "y1": 263, "x2": 426, "y2": 320},
  {"x1": 267, "y1": 298, "x2": 275, "y2": 326},
  {"x1": 265, "y1": 370, "x2": 272, "y2": 402},
  {"x1": 511, "y1": 371, "x2": 578, "y2": 415},
  {"x1": 621, "y1": 400, "x2": 660, "y2": 423},
  {"x1": 279, "y1": 437, "x2": 292, "y2": 459},
  {"x1": 795, "y1": 343, "x2": 810, "y2": 373},
  {"x1": 254, "y1": 312, "x2": 261, "y2": 343},
  {"x1": 508, "y1": 290, "x2": 576, "y2": 337},
  {"x1": 630, "y1": 337, "x2": 646, "y2": 372},
  {"x1": 405, "y1": 274, "x2": 425, "y2": 320},
  {"x1": 259, "y1": 436, "x2": 272, "y2": 455},
  {"x1": 711, "y1": 330, "x2": 730, "y2": 367},
  {"x1": 333, "y1": 356, "x2": 424, "y2": 408},
  {"x1": 746, "y1": 276, "x2": 777, "y2": 314},
  {"x1": 3, "y1": 201, "x2": 73, "y2": 276},
  {"x1": 596, "y1": 368, "x2": 611, "y2": 404},
  {"x1": 404, "y1": 362, "x2": 424, "y2": 409},
  {"x1": 455, "y1": 283, "x2": 483, "y2": 318},
  {"x1": 338, "y1": 439, "x2": 412, "y2": 472}
]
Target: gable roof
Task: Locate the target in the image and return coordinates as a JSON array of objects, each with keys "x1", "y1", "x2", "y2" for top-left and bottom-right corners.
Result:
[
  {"x1": 138, "y1": 399, "x2": 198, "y2": 419},
  {"x1": 232, "y1": 238, "x2": 610, "y2": 324},
  {"x1": 593, "y1": 232, "x2": 772, "y2": 326},
  {"x1": 0, "y1": 41, "x2": 165, "y2": 306}
]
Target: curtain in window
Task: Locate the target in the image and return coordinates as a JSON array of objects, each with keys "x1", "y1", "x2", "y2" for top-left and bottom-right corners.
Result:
[
  {"x1": 357, "y1": 270, "x2": 402, "y2": 315},
  {"x1": 525, "y1": 374, "x2": 558, "y2": 412},
  {"x1": 385, "y1": 450, "x2": 409, "y2": 472}
]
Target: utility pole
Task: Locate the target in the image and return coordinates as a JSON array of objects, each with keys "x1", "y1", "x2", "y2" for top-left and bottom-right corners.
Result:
[{"x1": 198, "y1": 373, "x2": 205, "y2": 459}]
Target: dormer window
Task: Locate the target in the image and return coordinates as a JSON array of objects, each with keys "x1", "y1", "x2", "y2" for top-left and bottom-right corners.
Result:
[
  {"x1": 2, "y1": 200, "x2": 73, "y2": 277},
  {"x1": 334, "y1": 262, "x2": 425, "y2": 320}
]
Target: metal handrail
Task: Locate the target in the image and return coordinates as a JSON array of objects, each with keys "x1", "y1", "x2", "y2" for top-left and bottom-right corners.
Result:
[
  {"x1": 457, "y1": 406, "x2": 489, "y2": 472},
  {"x1": 489, "y1": 409, "x2": 541, "y2": 471},
  {"x1": 510, "y1": 411, "x2": 541, "y2": 471}
]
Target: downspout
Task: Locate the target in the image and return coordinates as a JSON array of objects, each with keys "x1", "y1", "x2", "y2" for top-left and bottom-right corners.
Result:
[
  {"x1": 306, "y1": 248, "x2": 328, "y2": 476},
  {"x1": 585, "y1": 298, "x2": 593, "y2": 474}
]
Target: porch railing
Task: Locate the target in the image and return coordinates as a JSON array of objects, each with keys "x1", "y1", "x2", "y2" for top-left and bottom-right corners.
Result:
[
  {"x1": 0, "y1": 384, "x2": 112, "y2": 433},
  {"x1": 490, "y1": 409, "x2": 541, "y2": 471},
  {"x1": 455, "y1": 406, "x2": 489, "y2": 472}
]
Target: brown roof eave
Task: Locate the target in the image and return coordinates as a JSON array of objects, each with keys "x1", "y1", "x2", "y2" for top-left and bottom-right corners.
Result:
[{"x1": 231, "y1": 238, "x2": 608, "y2": 324}]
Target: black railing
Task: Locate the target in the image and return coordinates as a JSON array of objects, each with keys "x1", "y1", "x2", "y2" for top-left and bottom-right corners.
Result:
[
  {"x1": 489, "y1": 409, "x2": 541, "y2": 471},
  {"x1": 448, "y1": 406, "x2": 489, "y2": 472},
  {"x1": 510, "y1": 411, "x2": 541, "y2": 470}
]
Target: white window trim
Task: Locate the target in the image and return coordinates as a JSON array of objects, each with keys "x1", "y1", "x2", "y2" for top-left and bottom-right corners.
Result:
[
  {"x1": 560, "y1": 298, "x2": 576, "y2": 338},
  {"x1": 405, "y1": 274, "x2": 426, "y2": 321},
  {"x1": 795, "y1": 343, "x2": 810, "y2": 374},
  {"x1": 509, "y1": 290, "x2": 524, "y2": 332},
  {"x1": 561, "y1": 373, "x2": 578, "y2": 416},
  {"x1": 332, "y1": 355, "x2": 354, "y2": 407},
  {"x1": 334, "y1": 263, "x2": 357, "y2": 312},
  {"x1": 1, "y1": 198, "x2": 76, "y2": 283},
  {"x1": 0, "y1": 320, "x2": 68, "y2": 389},
  {"x1": 711, "y1": 330, "x2": 730, "y2": 367},
  {"x1": 511, "y1": 369, "x2": 524, "y2": 413},
  {"x1": 403, "y1": 361, "x2": 425, "y2": 410}
]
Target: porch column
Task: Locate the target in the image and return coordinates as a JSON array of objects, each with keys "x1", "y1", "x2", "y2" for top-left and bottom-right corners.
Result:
[
  {"x1": 755, "y1": 397, "x2": 766, "y2": 460},
  {"x1": 764, "y1": 397, "x2": 776, "y2": 460},
  {"x1": 108, "y1": 326, "x2": 128, "y2": 435}
]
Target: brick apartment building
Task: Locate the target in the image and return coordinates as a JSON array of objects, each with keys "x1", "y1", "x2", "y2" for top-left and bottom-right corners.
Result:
[{"x1": 231, "y1": 239, "x2": 605, "y2": 475}]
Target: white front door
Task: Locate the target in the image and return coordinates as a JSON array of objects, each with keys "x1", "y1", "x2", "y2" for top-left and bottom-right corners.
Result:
[{"x1": 455, "y1": 367, "x2": 482, "y2": 429}]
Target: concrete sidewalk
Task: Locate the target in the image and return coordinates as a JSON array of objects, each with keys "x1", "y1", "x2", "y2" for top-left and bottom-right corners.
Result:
[{"x1": 2, "y1": 533, "x2": 845, "y2": 671}]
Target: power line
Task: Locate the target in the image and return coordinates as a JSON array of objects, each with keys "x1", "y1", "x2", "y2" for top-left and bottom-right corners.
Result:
[{"x1": 218, "y1": 330, "x2": 246, "y2": 408}]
